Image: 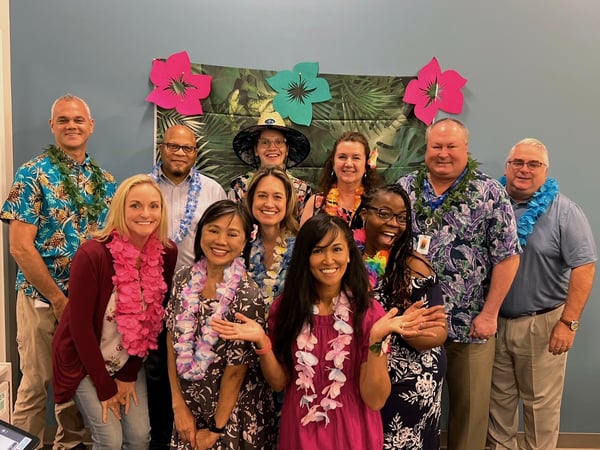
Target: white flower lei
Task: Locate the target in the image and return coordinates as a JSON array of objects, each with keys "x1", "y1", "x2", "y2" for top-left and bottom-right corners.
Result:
[{"x1": 295, "y1": 292, "x2": 353, "y2": 426}]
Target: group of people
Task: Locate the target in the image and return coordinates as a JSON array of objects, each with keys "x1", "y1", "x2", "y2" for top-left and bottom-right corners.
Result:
[{"x1": 1, "y1": 94, "x2": 596, "y2": 450}]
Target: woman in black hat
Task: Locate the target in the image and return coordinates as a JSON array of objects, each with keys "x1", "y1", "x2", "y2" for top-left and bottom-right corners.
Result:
[{"x1": 228, "y1": 111, "x2": 312, "y2": 220}]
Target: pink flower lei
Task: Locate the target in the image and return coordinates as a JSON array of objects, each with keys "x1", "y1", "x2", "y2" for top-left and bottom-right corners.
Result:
[
  {"x1": 174, "y1": 256, "x2": 245, "y2": 381},
  {"x1": 106, "y1": 232, "x2": 167, "y2": 358},
  {"x1": 295, "y1": 292, "x2": 353, "y2": 426}
]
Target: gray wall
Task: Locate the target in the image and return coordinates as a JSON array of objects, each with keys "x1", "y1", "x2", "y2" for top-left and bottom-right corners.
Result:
[{"x1": 9, "y1": 0, "x2": 600, "y2": 432}]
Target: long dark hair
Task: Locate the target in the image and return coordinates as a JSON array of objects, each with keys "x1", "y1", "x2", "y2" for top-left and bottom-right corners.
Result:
[
  {"x1": 272, "y1": 214, "x2": 371, "y2": 372},
  {"x1": 193, "y1": 200, "x2": 254, "y2": 266},
  {"x1": 378, "y1": 185, "x2": 432, "y2": 311}
]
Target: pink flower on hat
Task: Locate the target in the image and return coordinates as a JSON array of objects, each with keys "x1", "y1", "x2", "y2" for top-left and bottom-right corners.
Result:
[
  {"x1": 403, "y1": 57, "x2": 467, "y2": 125},
  {"x1": 146, "y1": 51, "x2": 212, "y2": 116}
]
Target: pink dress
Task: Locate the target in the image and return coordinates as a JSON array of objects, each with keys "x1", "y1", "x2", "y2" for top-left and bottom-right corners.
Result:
[{"x1": 270, "y1": 299, "x2": 386, "y2": 450}]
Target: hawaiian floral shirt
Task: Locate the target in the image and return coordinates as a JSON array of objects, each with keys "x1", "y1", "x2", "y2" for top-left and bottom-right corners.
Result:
[
  {"x1": 398, "y1": 169, "x2": 520, "y2": 343},
  {"x1": 227, "y1": 170, "x2": 312, "y2": 220},
  {"x1": 1, "y1": 152, "x2": 116, "y2": 302}
]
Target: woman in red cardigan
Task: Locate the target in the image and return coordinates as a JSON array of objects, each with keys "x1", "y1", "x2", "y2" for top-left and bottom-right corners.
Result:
[{"x1": 52, "y1": 174, "x2": 177, "y2": 449}]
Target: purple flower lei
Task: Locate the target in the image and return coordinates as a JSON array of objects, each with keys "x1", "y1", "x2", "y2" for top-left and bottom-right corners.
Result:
[
  {"x1": 151, "y1": 163, "x2": 202, "y2": 243},
  {"x1": 173, "y1": 256, "x2": 245, "y2": 380},
  {"x1": 500, "y1": 176, "x2": 559, "y2": 246}
]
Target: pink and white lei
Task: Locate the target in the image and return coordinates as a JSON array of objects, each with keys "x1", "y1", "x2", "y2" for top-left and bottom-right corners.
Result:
[
  {"x1": 174, "y1": 257, "x2": 245, "y2": 380},
  {"x1": 106, "y1": 232, "x2": 167, "y2": 358},
  {"x1": 295, "y1": 292, "x2": 353, "y2": 426}
]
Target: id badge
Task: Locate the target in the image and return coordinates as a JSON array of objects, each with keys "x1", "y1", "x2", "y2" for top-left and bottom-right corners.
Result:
[{"x1": 416, "y1": 234, "x2": 431, "y2": 255}]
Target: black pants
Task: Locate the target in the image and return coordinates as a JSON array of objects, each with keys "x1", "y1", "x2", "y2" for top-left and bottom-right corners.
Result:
[{"x1": 144, "y1": 329, "x2": 173, "y2": 450}]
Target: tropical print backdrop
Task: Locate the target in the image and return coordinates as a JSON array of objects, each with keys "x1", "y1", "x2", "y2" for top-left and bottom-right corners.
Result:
[{"x1": 152, "y1": 60, "x2": 429, "y2": 189}]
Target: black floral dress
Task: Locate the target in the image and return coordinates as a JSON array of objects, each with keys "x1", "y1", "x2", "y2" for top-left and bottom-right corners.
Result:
[
  {"x1": 378, "y1": 276, "x2": 447, "y2": 450},
  {"x1": 166, "y1": 272, "x2": 276, "y2": 450}
]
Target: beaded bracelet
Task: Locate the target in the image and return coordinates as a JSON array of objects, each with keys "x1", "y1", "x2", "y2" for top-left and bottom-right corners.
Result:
[{"x1": 254, "y1": 336, "x2": 272, "y2": 355}]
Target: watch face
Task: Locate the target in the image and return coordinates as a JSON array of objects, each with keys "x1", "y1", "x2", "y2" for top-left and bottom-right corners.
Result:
[{"x1": 571, "y1": 321, "x2": 579, "y2": 331}]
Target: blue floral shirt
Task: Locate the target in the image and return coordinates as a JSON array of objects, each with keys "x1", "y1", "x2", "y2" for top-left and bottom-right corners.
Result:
[
  {"x1": 398, "y1": 169, "x2": 520, "y2": 343},
  {"x1": 1, "y1": 151, "x2": 117, "y2": 302}
]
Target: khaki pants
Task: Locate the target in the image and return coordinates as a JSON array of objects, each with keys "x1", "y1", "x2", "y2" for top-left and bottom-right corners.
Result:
[
  {"x1": 13, "y1": 291, "x2": 85, "y2": 449},
  {"x1": 488, "y1": 307, "x2": 566, "y2": 450},
  {"x1": 445, "y1": 338, "x2": 496, "y2": 450}
]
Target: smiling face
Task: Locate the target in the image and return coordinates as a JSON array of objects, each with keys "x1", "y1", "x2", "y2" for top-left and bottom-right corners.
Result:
[
  {"x1": 124, "y1": 182, "x2": 163, "y2": 249},
  {"x1": 254, "y1": 129, "x2": 289, "y2": 168},
  {"x1": 361, "y1": 191, "x2": 407, "y2": 254},
  {"x1": 251, "y1": 175, "x2": 287, "y2": 229},
  {"x1": 332, "y1": 140, "x2": 367, "y2": 187},
  {"x1": 309, "y1": 228, "x2": 350, "y2": 291},
  {"x1": 200, "y1": 214, "x2": 247, "y2": 271},
  {"x1": 425, "y1": 120, "x2": 469, "y2": 184},
  {"x1": 504, "y1": 142, "x2": 549, "y2": 202},
  {"x1": 49, "y1": 98, "x2": 95, "y2": 158},
  {"x1": 160, "y1": 125, "x2": 197, "y2": 184}
]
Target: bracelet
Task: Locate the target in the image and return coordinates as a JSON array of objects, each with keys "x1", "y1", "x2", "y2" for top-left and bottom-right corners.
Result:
[
  {"x1": 207, "y1": 417, "x2": 226, "y2": 434},
  {"x1": 369, "y1": 335, "x2": 391, "y2": 356},
  {"x1": 253, "y1": 336, "x2": 272, "y2": 355}
]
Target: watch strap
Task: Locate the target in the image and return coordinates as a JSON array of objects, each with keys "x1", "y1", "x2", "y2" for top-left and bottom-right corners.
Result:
[{"x1": 208, "y1": 417, "x2": 226, "y2": 434}]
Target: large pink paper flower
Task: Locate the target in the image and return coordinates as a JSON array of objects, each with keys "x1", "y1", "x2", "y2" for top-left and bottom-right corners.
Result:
[
  {"x1": 146, "y1": 51, "x2": 212, "y2": 116},
  {"x1": 404, "y1": 57, "x2": 467, "y2": 125}
]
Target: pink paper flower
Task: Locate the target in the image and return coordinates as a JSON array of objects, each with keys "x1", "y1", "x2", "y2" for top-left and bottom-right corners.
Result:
[
  {"x1": 404, "y1": 57, "x2": 467, "y2": 125},
  {"x1": 146, "y1": 51, "x2": 212, "y2": 116}
]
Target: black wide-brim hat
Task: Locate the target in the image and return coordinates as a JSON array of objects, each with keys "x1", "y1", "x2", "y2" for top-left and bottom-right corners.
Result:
[{"x1": 232, "y1": 111, "x2": 311, "y2": 169}]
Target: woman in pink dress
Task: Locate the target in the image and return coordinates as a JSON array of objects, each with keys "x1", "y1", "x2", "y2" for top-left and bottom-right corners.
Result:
[{"x1": 213, "y1": 214, "x2": 445, "y2": 449}]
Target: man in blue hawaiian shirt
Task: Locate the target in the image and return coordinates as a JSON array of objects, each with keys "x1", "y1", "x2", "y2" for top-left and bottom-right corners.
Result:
[
  {"x1": 397, "y1": 118, "x2": 520, "y2": 450},
  {"x1": 488, "y1": 138, "x2": 597, "y2": 450},
  {"x1": 1, "y1": 94, "x2": 116, "y2": 449},
  {"x1": 147, "y1": 124, "x2": 225, "y2": 450}
]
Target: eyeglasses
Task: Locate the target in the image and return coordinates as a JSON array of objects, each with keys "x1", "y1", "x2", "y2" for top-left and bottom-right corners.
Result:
[
  {"x1": 366, "y1": 207, "x2": 407, "y2": 224},
  {"x1": 507, "y1": 159, "x2": 546, "y2": 170},
  {"x1": 162, "y1": 143, "x2": 197, "y2": 154},
  {"x1": 257, "y1": 138, "x2": 286, "y2": 148}
]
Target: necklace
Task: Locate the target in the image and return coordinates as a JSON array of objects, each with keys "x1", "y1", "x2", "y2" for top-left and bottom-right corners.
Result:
[
  {"x1": 174, "y1": 257, "x2": 245, "y2": 380},
  {"x1": 106, "y1": 232, "x2": 167, "y2": 357},
  {"x1": 151, "y1": 163, "x2": 202, "y2": 243},
  {"x1": 45, "y1": 144, "x2": 108, "y2": 223},
  {"x1": 323, "y1": 185, "x2": 364, "y2": 224},
  {"x1": 499, "y1": 176, "x2": 559, "y2": 246},
  {"x1": 413, "y1": 157, "x2": 479, "y2": 227},
  {"x1": 249, "y1": 234, "x2": 294, "y2": 308},
  {"x1": 353, "y1": 228, "x2": 388, "y2": 289},
  {"x1": 296, "y1": 292, "x2": 353, "y2": 426}
]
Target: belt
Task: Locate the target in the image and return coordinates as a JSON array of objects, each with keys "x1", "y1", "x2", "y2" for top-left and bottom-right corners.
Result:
[{"x1": 499, "y1": 303, "x2": 564, "y2": 320}]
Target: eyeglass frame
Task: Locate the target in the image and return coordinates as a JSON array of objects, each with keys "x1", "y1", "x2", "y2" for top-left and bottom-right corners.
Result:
[
  {"x1": 256, "y1": 138, "x2": 287, "y2": 148},
  {"x1": 506, "y1": 159, "x2": 546, "y2": 170},
  {"x1": 161, "y1": 142, "x2": 197, "y2": 154},
  {"x1": 365, "y1": 206, "x2": 408, "y2": 224}
]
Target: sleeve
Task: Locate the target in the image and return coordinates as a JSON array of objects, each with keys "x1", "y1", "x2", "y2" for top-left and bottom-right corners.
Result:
[
  {"x1": 560, "y1": 199, "x2": 598, "y2": 268},
  {"x1": 68, "y1": 242, "x2": 118, "y2": 401},
  {"x1": 1, "y1": 163, "x2": 42, "y2": 225},
  {"x1": 486, "y1": 179, "x2": 521, "y2": 264}
]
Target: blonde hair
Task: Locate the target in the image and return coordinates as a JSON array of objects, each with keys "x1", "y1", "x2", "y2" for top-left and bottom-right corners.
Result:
[{"x1": 94, "y1": 174, "x2": 170, "y2": 246}]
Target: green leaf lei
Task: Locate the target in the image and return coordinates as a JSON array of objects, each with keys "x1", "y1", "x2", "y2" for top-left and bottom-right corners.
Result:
[
  {"x1": 413, "y1": 157, "x2": 480, "y2": 226},
  {"x1": 45, "y1": 144, "x2": 107, "y2": 223}
]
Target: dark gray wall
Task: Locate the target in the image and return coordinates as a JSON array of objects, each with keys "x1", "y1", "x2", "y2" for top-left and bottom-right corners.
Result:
[{"x1": 9, "y1": 0, "x2": 600, "y2": 432}]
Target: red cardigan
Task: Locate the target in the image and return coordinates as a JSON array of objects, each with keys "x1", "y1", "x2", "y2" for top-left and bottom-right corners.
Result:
[{"x1": 52, "y1": 237, "x2": 177, "y2": 403}]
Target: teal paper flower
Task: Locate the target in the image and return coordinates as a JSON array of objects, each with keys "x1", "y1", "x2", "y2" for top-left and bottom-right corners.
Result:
[{"x1": 267, "y1": 62, "x2": 332, "y2": 126}]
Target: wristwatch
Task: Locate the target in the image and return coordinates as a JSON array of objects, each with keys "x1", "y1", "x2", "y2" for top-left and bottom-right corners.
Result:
[
  {"x1": 207, "y1": 417, "x2": 226, "y2": 434},
  {"x1": 559, "y1": 317, "x2": 579, "y2": 331}
]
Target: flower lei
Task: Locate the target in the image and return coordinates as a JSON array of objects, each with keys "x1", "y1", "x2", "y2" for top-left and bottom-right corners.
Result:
[
  {"x1": 353, "y1": 228, "x2": 389, "y2": 289},
  {"x1": 413, "y1": 157, "x2": 479, "y2": 226},
  {"x1": 174, "y1": 257, "x2": 245, "y2": 381},
  {"x1": 151, "y1": 163, "x2": 202, "y2": 243},
  {"x1": 323, "y1": 185, "x2": 364, "y2": 222},
  {"x1": 45, "y1": 144, "x2": 107, "y2": 223},
  {"x1": 106, "y1": 232, "x2": 167, "y2": 358},
  {"x1": 249, "y1": 234, "x2": 294, "y2": 308},
  {"x1": 296, "y1": 292, "x2": 353, "y2": 426},
  {"x1": 499, "y1": 176, "x2": 559, "y2": 247}
]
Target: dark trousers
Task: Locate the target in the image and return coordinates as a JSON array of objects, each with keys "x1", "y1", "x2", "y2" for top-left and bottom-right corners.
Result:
[{"x1": 144, "y1": 329, "x2": 173, "y2": 450}]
